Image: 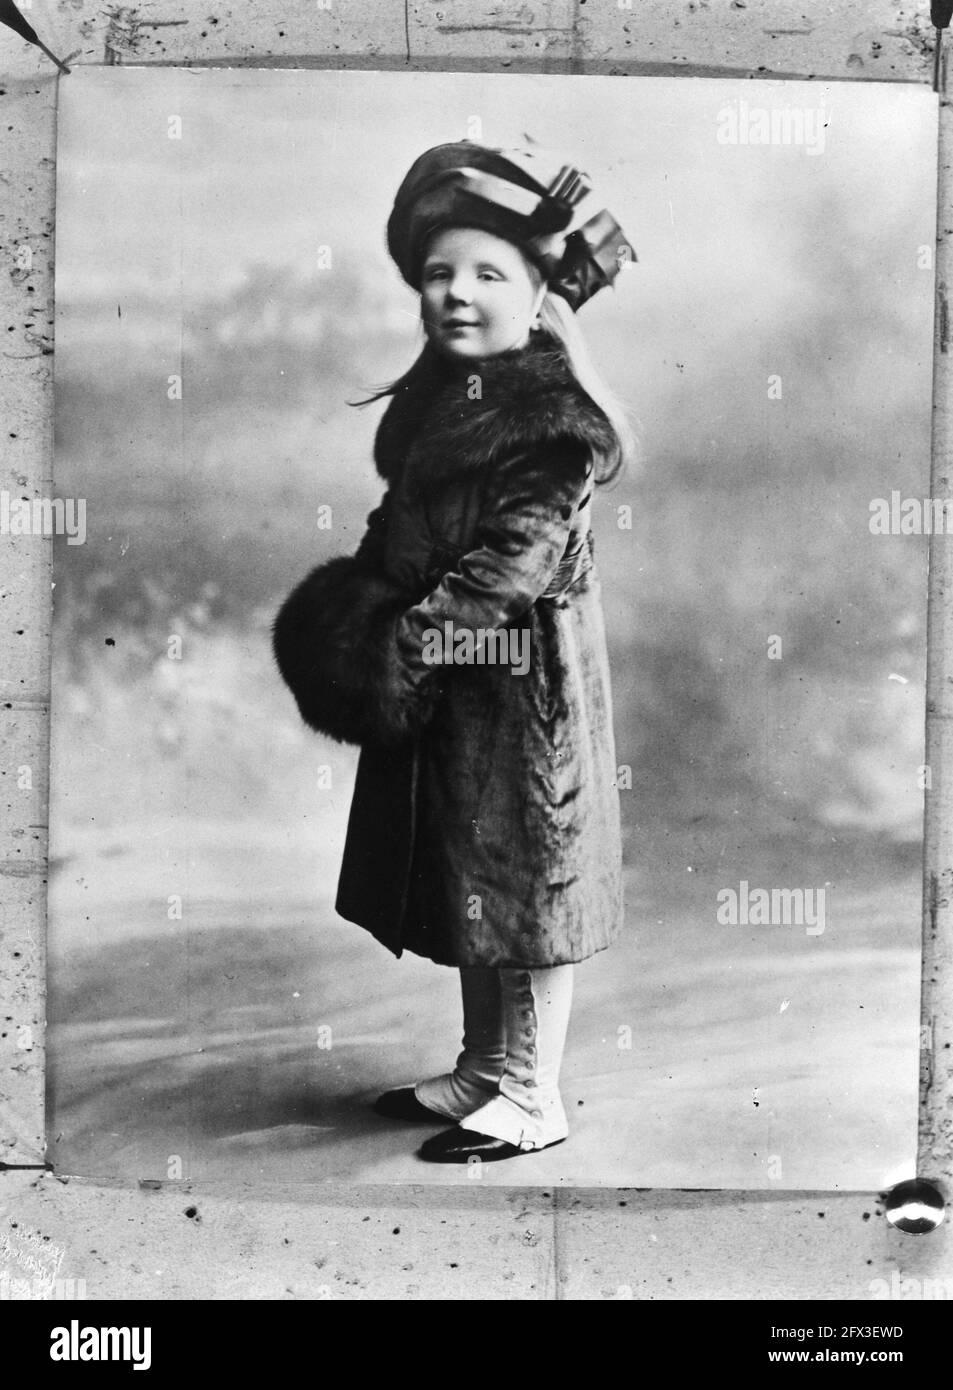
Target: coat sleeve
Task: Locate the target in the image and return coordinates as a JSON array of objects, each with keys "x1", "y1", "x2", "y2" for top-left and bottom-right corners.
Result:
[{"x1": 384, "y1": 437, "x2": 592, "y2": 710}]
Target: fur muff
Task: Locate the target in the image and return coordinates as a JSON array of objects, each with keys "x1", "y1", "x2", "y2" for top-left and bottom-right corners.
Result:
[{"x1": 271, "y1": 556, "x2": 440, "y2": 748}]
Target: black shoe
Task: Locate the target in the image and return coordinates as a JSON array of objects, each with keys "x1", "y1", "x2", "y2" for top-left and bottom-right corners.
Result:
[
  {"x1": 373, "y1": 1087, "x2": 451, "y2": 1124},
  {"x1": 418, "y1": 1127, "x2": 567, "y2": 1164}
]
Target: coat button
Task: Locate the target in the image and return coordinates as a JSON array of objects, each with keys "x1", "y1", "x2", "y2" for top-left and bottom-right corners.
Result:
[
  {"x1": 531, "y1": 1110, "x2": 543, "y2": 1121},
  {"x1": 523, "y1": 1079, "x2": 535, "y2": 1088}
]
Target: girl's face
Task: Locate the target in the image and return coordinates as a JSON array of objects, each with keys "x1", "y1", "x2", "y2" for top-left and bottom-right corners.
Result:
[{"x1": 420, "y1": 226, "x2": 546, "y2": 361}]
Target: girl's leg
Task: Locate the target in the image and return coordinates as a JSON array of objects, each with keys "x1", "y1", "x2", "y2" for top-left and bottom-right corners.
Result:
[
  {"x1": 456, "y1": 964, "x2": 574, "y2": 1150},
  {"x1": 412, "y1": 967, "x2": 506, "y2": 1120}
]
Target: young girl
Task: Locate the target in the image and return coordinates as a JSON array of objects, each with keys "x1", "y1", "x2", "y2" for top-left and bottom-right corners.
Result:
[{"x1": 273, "y1": 139, "x2": 634, "y2": 1163}]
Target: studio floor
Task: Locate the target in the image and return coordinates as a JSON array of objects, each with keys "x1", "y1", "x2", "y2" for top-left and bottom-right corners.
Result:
[{"x1": 47, "y1": 842, "x2": 919, "y2": 1191}]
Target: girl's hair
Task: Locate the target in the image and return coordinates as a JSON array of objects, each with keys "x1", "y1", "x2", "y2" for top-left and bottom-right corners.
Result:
[
  {"x1": 534, "y1": 288, "x2": 636, "y2": 486},
  {"x1": 353, "y1": 238, "x2": 637, "y2": 486}
]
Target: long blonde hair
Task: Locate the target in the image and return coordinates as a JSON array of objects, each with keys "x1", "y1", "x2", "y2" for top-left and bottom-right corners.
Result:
[{"x1": 535, "y1": 289, "x2": 637, "y2": 486}]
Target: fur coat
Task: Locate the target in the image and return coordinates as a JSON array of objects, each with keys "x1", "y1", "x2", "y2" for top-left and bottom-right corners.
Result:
[{"x1": 272, "y1": 331, "x2": 624, "y2": 968}]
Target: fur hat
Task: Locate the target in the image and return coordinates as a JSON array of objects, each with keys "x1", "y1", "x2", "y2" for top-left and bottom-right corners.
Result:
[{"x1": 386, "y1": 139, "x2": 635, "y2": 312}]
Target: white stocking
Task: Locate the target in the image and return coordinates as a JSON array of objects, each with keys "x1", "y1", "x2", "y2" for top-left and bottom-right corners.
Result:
[
  {"x1": 458, "y1": 964, "x2": 574, "y2": 1149},
  {"x1": 414, "y1": 967, "x2": 506, "y2": 1121}
]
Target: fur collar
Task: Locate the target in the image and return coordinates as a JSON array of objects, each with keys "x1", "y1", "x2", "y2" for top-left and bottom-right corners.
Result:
[{"x1": 372, "y1": 332, "x2": 620, "y2": 487}]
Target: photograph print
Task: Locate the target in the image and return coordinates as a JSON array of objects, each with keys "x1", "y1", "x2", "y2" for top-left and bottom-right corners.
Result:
[{"x1": 48, "y1": 68, "x2": 935, "y2": 1188}]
